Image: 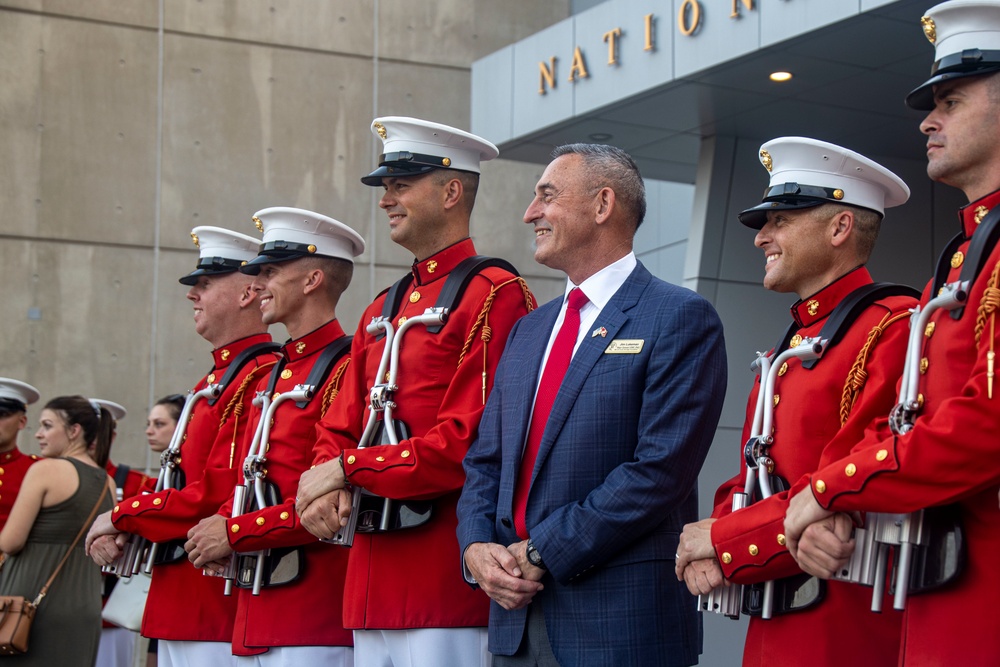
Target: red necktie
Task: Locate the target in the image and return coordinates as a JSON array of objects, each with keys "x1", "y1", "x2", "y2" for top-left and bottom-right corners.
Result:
[{"x1": 513, "y1": 288, "x2": 589, "y2": 539}]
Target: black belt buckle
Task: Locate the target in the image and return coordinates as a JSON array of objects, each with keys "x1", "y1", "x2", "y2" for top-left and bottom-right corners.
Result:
[{"x1": 742, "y1": 573, "x2": 825, "y2": 617}]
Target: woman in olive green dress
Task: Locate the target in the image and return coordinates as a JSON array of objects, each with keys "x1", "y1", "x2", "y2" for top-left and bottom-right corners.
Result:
[{"x1": 0, "y1": 395, "x2": 116, "y2": 666}]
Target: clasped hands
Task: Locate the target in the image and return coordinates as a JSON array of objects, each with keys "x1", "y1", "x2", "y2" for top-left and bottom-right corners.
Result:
[
  {"x1": 463, "y1": 540, "x2": 545, "y2": 611},
  {"x1": 675, "y1": 490, "x2": 860, "y2": 596}
]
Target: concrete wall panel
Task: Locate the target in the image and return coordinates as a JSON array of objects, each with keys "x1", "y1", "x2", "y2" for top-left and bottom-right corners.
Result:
[
  {"x1": 16, "y1": 241, "x2": 154, "y2": 459},
  {"x1": 377, "y1": 0, "x2": 570, "y2": 68},
  {"x1": 0, "y1": 12, "x2": 43, "y2": 238},
  {"x1": 0, "y1": 0, "x2": 159, "y2": 28},
  {"x1": 37, "y1": 17, "x2": 159, "y2": 245},
  {"x1": 159, "y1": 34, "x2": 374, "y2": 254},
  {"x1": 164, "y1": 0, "x2": 374, "y2": 57}
]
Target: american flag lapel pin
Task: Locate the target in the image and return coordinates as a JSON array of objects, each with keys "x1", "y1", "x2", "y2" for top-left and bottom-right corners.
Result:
[{"x1": 592, "y1": 326, "x2": 607, "y2": 338}]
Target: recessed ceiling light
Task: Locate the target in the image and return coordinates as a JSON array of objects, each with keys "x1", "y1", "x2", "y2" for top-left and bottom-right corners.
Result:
[
  {"x1": 589, "y1": 132, "x2": 613, "y2": 141},
  {"x1": 769, "y1": 71, "x2": 793, "y2": 82}
]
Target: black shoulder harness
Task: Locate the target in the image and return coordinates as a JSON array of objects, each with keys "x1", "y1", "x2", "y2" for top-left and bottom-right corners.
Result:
[
  {"x1": 378, "y1": 255, "x2": 519, "y2": 336},
  {"x1": 931, "y1": 205, "x2": 1000, "y2": 320},
  {"x1": 207, "y1": 341, "x2": 282, "y2": 406},
  {"x1": 294, "y1": 335, "x2": 352, "y2": 408},
  {"x1": 773, "y1": 282, "x2": 921, "y2": 370},
  {"x1": 113, "y1": 463, "x2": 131, "y2": 491},
  {"x1": 259, "y1": 336, "x2": 352, "y2": 409}
]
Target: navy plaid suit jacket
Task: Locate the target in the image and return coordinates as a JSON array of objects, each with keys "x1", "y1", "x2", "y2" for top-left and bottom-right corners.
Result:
[{"x1": 458, "y1": 262, "x2": 727, "y2": 666}]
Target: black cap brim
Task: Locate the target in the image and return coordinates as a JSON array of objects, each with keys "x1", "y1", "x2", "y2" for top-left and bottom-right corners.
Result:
[
  {"x1": 238, "y1": 254, "x2": 296, "y2": 275},
  {"x1": 361, "y1": 163, "x2": 438, "y2": 187},
  {"x1": 907, "y1": 63, "x2": 1000, "y2": 110},
  {"x1": 0, "y1": 398, "x2": 27, "y2": 414},
  {"x1": 178, "y1": 267, "x2": 240, "y2": 286},
  {"x1": 738, "y1": 199, "x2": 827, "y2": 230}
]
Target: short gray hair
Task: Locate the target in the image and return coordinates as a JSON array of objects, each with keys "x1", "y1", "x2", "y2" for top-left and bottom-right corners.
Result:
[{"x1": 551, "y1": 143, "x2": 646, "y2": 229}]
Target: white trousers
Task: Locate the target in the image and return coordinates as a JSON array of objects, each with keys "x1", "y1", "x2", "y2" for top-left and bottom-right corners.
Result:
[
  {"x1": 234, "y1": 645, "x2": 354, "y2": 667},
  {"x1": 353, "y1": 628, "x2": 489, "y2": 667},
  {"x1": 159, "y1": 639, "x2": 238, "y2": 667},
  {"x1": 95, "y1": 627, "x2": 135, "y2": 667}
]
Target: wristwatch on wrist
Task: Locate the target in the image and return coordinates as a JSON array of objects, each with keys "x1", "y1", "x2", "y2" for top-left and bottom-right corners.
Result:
[{"x1": 526, "y1": 539, "x2": 546, "y2": 570}]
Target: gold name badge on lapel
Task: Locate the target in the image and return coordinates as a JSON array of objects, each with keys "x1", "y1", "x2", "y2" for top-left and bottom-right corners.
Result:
[{"x1": 605, "y1": 339, "x2": 644, "y2": 354}]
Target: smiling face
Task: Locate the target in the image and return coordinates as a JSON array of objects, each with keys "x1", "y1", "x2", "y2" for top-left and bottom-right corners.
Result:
[
  {"x1": 920, "y1": 73, "x2": 1000, "y2": 201},
  {"x1": 185, "y1": 272, "x2": 252, "y2": 346},
  {"x1": 250, "y1": 259, "x2": 310, "y2": 328},
  {"x1": 378, "y1": 173, "x2": 447, "y2": 258},
  {"x1": 35, "y1": 408, "x2": 75, "y2": 458},
  {"x1": 145, "y1": 404, "x2": 178, "y2": 453},
  {"x1": 754, "y1": 207, "x2": 839, "y2": 299},
  {"x1": 523, "y1": 154, "x2": 603, "y2": 282}
]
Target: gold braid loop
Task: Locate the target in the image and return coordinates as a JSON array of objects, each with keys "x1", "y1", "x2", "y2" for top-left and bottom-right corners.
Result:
[
  {"x1": 456, "y1": 277, "x2": 533, "y2": 367},
  {"x1": 321, "y1": 358, "x2": 351, "y2": 416},
  {"x1": 974, "y1": 259, "x2": 1000, "y2": 344},
  {"x1": 840, "y1": 311, "x2": 911, "y2": 427},
  {"x1": 218, "y1": 361, "x2": 277, "y2": 428}
]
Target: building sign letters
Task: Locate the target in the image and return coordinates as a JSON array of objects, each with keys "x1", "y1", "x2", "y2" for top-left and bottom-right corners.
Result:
[{"x1": 539, "y1": 0, "x2": 756, "y2": 94}]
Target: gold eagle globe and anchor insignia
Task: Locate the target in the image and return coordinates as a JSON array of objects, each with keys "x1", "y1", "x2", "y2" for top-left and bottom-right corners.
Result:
[
  {"x1": 253, "y1": 216, "x2": 264, "y2": 232},
  {"x1": 921, "y1": 15, "x2": 936, "y2": 44},
  {"x1": 760, "y1": 149, "x2": 773, "y2": 172},
  {"x1": 190, "y1": 232, "x2": 200, "y2": 247},
  {"x1": 374, "y1": 122, "x2": 387, "y2": 139}
]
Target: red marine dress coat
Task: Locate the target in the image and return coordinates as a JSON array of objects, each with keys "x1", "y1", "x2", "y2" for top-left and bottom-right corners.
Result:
[
  {"x1": 312, "y1": 239, "x2": 535, "y2": 630},
  {"x1": 223, "y1": 319, "x2": 353, "y2": 654},
  {"x1": 805, "y1": 191, "x2": 1000, "y2": 666},
  {"x1": 711, "y1": 268, "x2": 914, "y2": 667},
  {"x1": 0, "y1": 448, "x2": 39, "y2": 527},
  {"x1": 111, "y1": 333, "x2": 276, "y2": 642}
]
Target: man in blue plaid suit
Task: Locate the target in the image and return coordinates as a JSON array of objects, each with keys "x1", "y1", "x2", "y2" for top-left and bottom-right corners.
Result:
[{"x1": 457, "y1": 143, "x2": 727, "y2": 666}]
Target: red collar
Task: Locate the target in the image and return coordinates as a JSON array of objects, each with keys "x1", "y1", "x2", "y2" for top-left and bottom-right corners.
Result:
[
  {"x1": 410, "y1": 238, "x2": 477, "y2": 286},
  {"x1": 959, "y1": 189, "x2": 1000, "y2": 239},
  {"x1": 790, "y1": 267, "x2": 873, "y2": 328},
  {"x1": 283, "y1": 319, "x2": 347, "y2": 363},
  {"x1": 211, "y1": 333, "x2": 274, "y2": 370},
  {"x1": 0, "y1": 448, "x2": 27, "y2": 464}
]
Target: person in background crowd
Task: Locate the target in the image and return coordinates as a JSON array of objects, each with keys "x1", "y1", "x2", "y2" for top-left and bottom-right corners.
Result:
[
  {"x1": 0, "y1": 395, "x2": 116, "y2": 666},
  {"x1": 0, "y1": 378, "x2": 41, "y2": 529}
]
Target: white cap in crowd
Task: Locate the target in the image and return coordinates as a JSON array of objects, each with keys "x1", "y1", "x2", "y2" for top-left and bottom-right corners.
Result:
[
  {"x1": 240, "y1": 207, "x2": 365, "y2": 273},
  {"x1": 0, "y1": 379, "x2": 40, "y2": 413},
  {"x1": 738, "y1": 137, "x2": 910, "y2": 229},
  {"x1": 907, "y1": 1, "x2": 1000, "y2": 109},
  {"x1": 90, "y1": 398, "x2": 127, "y2": 421},
  {"x1": 179, "y1": 226, "x2": 262, "y2": 286},
  {"x1": 361, "y1": 116, "x2": 499, "y2": 186}
]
